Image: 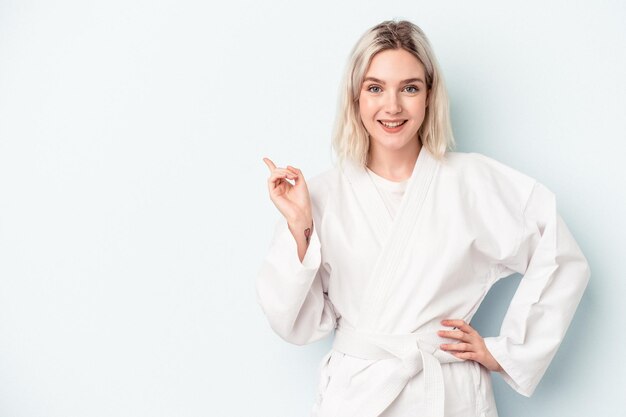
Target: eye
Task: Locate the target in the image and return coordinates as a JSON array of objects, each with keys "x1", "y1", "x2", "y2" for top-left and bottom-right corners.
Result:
[
  {"x1": 367, "y1": 85, "x2": 382, "y2": 93},
  {"x1": 403, "y1": 85, "x2": 420, "y2": 93}
]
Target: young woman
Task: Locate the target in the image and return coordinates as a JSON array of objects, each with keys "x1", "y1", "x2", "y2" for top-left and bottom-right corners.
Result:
[{"x1": 257, "y1": 20, "x2": 590, "y2": 417}]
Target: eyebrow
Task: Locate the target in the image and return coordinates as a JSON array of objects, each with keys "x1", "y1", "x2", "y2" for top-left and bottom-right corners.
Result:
[{"x1": 363, "y1": 77, "x2": 425, "y2": 85}]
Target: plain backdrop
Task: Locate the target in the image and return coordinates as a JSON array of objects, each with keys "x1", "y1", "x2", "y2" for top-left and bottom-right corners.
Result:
[{"x1": 1, "y1": 1, "x2": 624, "y2": 416}]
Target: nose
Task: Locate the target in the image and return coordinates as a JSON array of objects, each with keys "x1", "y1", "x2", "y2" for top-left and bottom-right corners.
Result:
[{"x1": 384, "y1": 92, "x2": 402, "y2": 114}]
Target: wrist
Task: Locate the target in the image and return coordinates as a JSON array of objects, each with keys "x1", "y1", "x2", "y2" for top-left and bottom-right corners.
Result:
[
  {"x1": 287, "y1": 219, "x2": 314, "y2": 245},
  {"x1": 287, "y1": 217, "x2": 313, "y2": 231},
  {"x1": 491, "y1": 361, "x2": 504, "y2": 373}
]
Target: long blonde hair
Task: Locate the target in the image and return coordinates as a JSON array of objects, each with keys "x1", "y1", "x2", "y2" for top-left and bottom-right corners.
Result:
[{"x1": 332, "y1": 20, "x2": 456, "y2": 167}]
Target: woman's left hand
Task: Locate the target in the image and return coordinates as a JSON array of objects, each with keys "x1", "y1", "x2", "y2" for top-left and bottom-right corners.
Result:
[{"x1": 437, "y1": 319, "x2": 504, "y2": 373}]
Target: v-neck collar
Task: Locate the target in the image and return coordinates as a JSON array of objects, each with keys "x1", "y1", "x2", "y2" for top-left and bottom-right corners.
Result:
[
  {"x1": 341, "y1": 146, "x2": 438, "y2": 247},
  {"x1": 366, "y1": 165, "x2": 410, "y2": 222},
  {"x1": 366, "y1": 168, "x2": 410, "y2": 192}
]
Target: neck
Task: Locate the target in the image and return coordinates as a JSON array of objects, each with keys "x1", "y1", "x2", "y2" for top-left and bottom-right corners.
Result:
[{"x1": 367, "y1": 139, "x2": 422, "y2": 182}]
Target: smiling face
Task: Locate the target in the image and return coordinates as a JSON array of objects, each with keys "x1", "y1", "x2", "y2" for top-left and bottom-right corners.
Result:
[{"x1": 358, "y1": 48, "x2": 429, "y2": 156}]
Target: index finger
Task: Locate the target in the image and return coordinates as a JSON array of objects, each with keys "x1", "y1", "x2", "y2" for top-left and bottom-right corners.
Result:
[{"x1": 262, "y1": 157, "x2": 277, "y2": 172}]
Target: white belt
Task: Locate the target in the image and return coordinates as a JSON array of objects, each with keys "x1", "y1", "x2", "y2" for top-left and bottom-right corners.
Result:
[{"x1": 331, "y1": 326, "x2": 461, "y2": 417}]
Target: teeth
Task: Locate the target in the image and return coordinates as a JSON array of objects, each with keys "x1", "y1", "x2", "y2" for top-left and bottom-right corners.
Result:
[{"x1": 381, "y1": 121, "x2": 405, "y2": 128}]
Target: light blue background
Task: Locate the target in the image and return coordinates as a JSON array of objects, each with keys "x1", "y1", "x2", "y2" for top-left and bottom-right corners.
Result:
[{"x1": 0, "y1": 1, "x2": 623, "y2": 416}]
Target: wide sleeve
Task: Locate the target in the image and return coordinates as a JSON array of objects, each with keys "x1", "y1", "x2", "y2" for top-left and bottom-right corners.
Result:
[
  {"x1": 255, "y1": 217, "x2": 337, "y2": 345},
  {"x1": 483, "y1": 181, "x2": 591, "y2": 397}
]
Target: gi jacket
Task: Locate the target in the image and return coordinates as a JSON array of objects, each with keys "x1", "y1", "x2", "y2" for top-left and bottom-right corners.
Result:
[{"x1": 256, "y1": 147, "x2": 590, "y2": 417}]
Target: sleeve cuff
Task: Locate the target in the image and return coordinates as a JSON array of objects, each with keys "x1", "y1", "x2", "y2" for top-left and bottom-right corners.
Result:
[
  {"x1": 483, "y1": 336, "x2": 536, "y2": 397},
  {"x1": 271, "y1": 218, "x2": 322, "y2": 272}
]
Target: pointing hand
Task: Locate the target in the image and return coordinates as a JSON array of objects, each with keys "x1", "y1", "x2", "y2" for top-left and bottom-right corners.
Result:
[{"x1": 262, "y1": 157, "x2": 313, "y2": 228}]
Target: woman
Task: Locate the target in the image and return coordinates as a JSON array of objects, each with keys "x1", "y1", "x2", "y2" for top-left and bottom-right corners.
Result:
[{"x1": 256, "y1": 20, "x2": 590, "y2": 417}]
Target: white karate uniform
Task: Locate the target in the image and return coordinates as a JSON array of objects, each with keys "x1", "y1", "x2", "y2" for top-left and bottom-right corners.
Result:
[{"x1": 256, "y1": 147, "x2": 590, "y2": 417}]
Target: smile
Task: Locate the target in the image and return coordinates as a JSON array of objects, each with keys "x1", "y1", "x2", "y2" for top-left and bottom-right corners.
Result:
[{"x1": 378, "y1": 120, "x2": 407, "y2": 128}]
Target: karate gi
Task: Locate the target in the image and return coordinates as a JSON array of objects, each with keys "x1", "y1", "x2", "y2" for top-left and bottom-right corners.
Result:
[{"x1": 256, "y1": 147, "x2": 590, "y2": 417}]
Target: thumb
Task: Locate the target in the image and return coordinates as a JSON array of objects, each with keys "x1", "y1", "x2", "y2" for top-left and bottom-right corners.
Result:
[{"x1": 286, "y1": 165, "x2": 304, "y2": 185}]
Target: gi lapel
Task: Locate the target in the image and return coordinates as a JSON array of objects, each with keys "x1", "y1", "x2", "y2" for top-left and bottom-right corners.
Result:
[{"x1": 344, "y1": 146, "x2": 440, "y2": 331}]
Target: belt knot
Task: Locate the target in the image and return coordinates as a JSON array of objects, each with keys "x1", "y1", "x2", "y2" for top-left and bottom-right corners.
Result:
[{"x1": 331, "y1": 326, "x2": 459, "y2": 417}]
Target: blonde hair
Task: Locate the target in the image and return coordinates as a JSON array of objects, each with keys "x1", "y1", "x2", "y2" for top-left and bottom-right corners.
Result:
[{"x1": 332, "y1": 20, "x2": 456, "y2": 167}]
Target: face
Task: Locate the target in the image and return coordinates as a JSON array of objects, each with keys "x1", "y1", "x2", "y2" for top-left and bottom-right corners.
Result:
[{"x1": 358, "y1": 48, "x2": 429, "y2": 155}]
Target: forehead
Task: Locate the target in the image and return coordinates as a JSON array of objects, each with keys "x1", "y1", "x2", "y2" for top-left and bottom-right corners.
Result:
[{"x1": 364, "y1": 49, "x2": 426, "y2": 80}]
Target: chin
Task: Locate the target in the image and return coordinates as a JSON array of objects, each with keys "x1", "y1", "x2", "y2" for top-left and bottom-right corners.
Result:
[{"x1": 374, "y1": 135, "x2": 417, "y2": 150}]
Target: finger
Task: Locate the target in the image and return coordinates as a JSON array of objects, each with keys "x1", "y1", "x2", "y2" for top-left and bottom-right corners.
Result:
[
  {"x1": 262, "y1": 157, "x2": 277, "y2": 172},
  {"x1": 441, "y1": 319, "x2": 475, "y2": 334},
  {"x1": 267, "y1": 170, "x2": 298, "y2": 190},
  {"x1": 286, "y1": 165, "x2": 302, "y2": 175},
  {"x1": 450, "y1": 351, "x2": 477, "y2": 361},
  {"x1": 440, "y1": 342, "x2": 474, "y2": 352},
  {"x1": 267, "y1": 168, "x2": 298, "y2": 179},
  {"x1": 437, "y1": 330, "x2": 468, "y2": 341},
  {"x1": 270, "y1": 168, "x2": 298, "y2": 177}
]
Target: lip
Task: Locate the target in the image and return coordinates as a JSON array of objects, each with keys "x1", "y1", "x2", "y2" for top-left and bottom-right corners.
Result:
[{"x1": 378, "y1": 119, "x2": 407, "y2": 133}]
